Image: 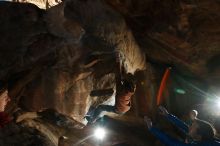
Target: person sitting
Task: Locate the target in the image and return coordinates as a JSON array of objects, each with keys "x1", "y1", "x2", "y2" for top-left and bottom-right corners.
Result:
[
  {"x1": 0, "y1": 84, "x2": 11, "y2": 128},
  {"x1": 144, "y1": 106, "x2": 220, "y2": 146},
  {"x1": 183, "y1": 109, "x2": 198, "y2": 143},
  {"x1": 186, "y1": 110, "x2": 198, "y2": 125},
  {"x1": 87, "y1": 75, "x2": 136, "y2": 123}
]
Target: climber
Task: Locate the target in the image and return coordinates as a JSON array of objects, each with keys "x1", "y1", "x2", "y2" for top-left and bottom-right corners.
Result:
[
  {"x1": 0, "y1": 83, "x2": 11, "y2": 128},
  {"x1": 87, "y1": 73, "x2": 136, "y2": 123},
  {"x1": 144, "y1": 106, "x2": 220, "y2": 146}
]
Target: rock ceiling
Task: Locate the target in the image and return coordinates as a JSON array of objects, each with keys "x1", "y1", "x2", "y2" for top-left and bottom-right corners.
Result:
[{"x1": 0, "y1": 0, "x2": 220, "y2": 145}]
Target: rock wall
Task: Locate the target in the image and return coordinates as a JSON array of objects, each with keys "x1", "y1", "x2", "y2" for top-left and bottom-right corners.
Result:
[{"x1": 0, "y1": 0, "x2": 146, "y2": 125}]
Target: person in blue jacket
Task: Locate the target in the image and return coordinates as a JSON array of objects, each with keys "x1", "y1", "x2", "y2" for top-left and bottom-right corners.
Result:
[{"x1": 144, "y1": 106, "x2": 220, "y2": 146}]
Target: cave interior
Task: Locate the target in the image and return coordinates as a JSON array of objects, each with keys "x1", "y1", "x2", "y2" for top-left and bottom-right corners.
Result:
[{"x1": 0, "y1": 0, "x2": 220, "y2": 145}]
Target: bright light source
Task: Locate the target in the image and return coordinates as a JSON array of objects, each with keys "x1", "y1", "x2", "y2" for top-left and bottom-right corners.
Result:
[
  {"x1": 94, "y1": 127, "x2": 106, "y2": 140},
  {"x1": 217, "y1": 98, "x2": 220, "y2": 108}
]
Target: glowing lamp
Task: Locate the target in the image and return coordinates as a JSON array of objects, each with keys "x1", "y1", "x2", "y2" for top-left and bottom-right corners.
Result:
[
  {"x1": 94, "y1": 127, "x2": 106, "y2": 140},
  {"x1": 217, "y1": 98, "x2": 220, "y2": 108}
]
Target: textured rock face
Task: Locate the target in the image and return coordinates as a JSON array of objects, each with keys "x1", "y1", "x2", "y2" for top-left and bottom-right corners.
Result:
[
  {"x1": 0, "y1": 0, "x2": 146, "y2": 125},
  {"x1": 0, "y1": 122, "x2": 55, "y2": 146},
  {"x1": 106, "y1": 0, "x2": 220, "y2": 81}
]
